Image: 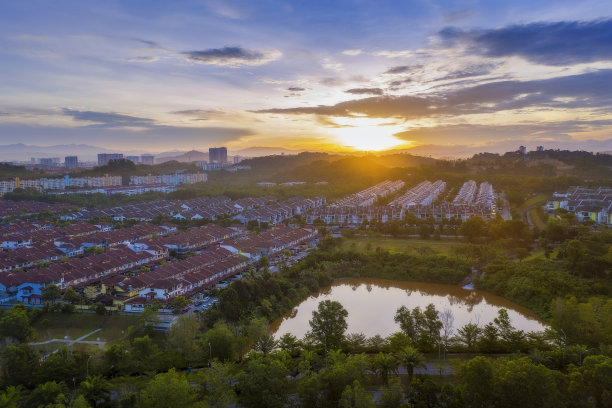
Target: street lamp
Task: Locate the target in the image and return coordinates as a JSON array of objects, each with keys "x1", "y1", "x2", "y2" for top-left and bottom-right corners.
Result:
[{"x1": 208, "y1": 342, "x2": 212, "y2": 367}]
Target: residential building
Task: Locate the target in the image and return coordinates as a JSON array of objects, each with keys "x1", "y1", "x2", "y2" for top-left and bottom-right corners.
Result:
[
  {"x1": 65, "y1": 156, "x2": 78, "y2": 169},
  {"x1": 98, "y1": 153, "x2": 124, "y2": 166},
  {"x1": 209, "y1": 147, "x2": 228, "y2": 164},
  {"x1": 126, "y1": 156, "x2": 140, "y2": 164},
  {"x1": 140, "y1": 155, "x2": 155, "y2": 165}
]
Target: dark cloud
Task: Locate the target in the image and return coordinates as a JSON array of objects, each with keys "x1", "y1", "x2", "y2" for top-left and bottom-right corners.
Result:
[
  {"x1": 287, "y1": 87, "x2": 306, "y2": 92},
  {"x1": 0, "y1": 124, "x2": 254, "y2": 153},
  {"x1": 257, "y1": 69, "x2": 612, "y2": 118},
  {"x1": 385, "y1": 65, "x2": 422, "y2": 74},
  {"x1": 132, "y1": 38, "x2": 163, "y2": 49},
  {"x1": 181, "y1": 46, "x2": 280, "y2": 67},
  {"x1": 345, "y1": 88, "x2": 384, "y2": 95},
  {"x1": 439, "y1": 18, "x2": 612, "y2": 66},
  {"x1": 62, "y1": 109, "x2": 155, "y2": 128},
  {"x1": 436, "y1": 64, "x2": 496, "y2": 81},
  {"x1": 387, "y1": 78, "x2": 412, "y2": 89}
]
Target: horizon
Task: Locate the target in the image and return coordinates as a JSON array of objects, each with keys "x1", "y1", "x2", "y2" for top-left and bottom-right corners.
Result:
[{"x1": 2, "y1": 1, "x2": 612, "y2": 155}]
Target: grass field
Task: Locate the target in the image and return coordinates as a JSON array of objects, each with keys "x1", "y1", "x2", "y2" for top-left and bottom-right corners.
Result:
[
  {"x1": 32, "y1": 313, "x2": 140, "y2": 343},
  {"x1": 520, "y1": 193, "x2": 548, "y2": 210},
  {"x1": 529, "y1": 208, "x2": 547, "y2": 229},
  {"x1": 340, "y1": 236, "x2": 462, "y2": 256}
]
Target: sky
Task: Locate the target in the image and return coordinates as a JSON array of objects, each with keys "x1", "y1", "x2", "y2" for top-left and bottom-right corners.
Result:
[{"x1": 1, "y1": 0, "x2": 612, "y2": 157}]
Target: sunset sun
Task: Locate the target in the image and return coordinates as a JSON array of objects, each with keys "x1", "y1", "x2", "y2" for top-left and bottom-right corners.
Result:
[{"x1": 329, "y1": 117, "x2": 408, "y2": 151}]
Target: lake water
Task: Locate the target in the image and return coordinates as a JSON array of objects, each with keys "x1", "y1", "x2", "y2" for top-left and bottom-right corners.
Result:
[{"x1": 270, "y1": 278, "x2": 546, "y2": 339}]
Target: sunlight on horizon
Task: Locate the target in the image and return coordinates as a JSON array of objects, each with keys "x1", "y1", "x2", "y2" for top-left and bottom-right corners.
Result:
[{"x1": 329, "y1": 117, "x2": 409, "y2": 151}]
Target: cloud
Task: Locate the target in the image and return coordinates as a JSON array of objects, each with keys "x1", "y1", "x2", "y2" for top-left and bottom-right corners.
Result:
[
  {"x1": 62, "y1": 109, "x2": 156, "y2": 128},
  {"x1": 287, "y1": 87, "x2": 306, "y2": 92},
  {"x1": 385, "y1": 65, "x2": 421, "y2": 74},
  {"x1": 319, "y1": 77, "x2": 346, "y2": 87},
  {"x1": 256, "y1": 69, "x2": 612, "y2": 118},
  {"x1": 130, "y1": 38, "x2": 164, "y2": 49},
  {"x1": 342, "y1": 49, "x2": 363, "y2": 56},
  {"x1": 171, "y1": 109, "x2": 226, "y2": 120},
  {"x1": 181, "y1": 46, "x2": 281, "y2": 67},
  {"x1": 387, "y1": 78, "x2": 412, "y2": 89},
  {"x1": 436, "y1": 63, "x2": 496, "y2": 81},
  {"x1": 0, "y1": 124, "x2": 254, "y2": 152},
  {"x1": 439, "y1": 18, "x2": 612, "y2": 66},
  {"x1": 345, "y1": 88, "x2": 384, "y2": 95},
  {"x1": 126, "y1": 56, "x2": 159, "y2": 63},
  {"x1": 373, "y1": 50, "x2": 413, "y2": 58}
]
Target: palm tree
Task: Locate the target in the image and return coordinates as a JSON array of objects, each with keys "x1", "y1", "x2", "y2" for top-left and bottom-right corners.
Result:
[
  {"x1": 371, "y1": 352, "x2": 399, "y2": 386},
  {"x1": 79, "y1": 375, "x2": 109, "y2": 408},
  {"x1": 0, "y1": 386, "x2": 22, "y2": 408},
  {"x1": 396, "y1": 346, "x2": 425, "y2": 386}
]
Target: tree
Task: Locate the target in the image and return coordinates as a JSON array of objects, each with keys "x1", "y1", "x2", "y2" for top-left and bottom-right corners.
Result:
[
  {"x1": 457, "y1": 356, "x2": 495, "y2": 408},
  {"x1": 252, "y1": 334, "x2": 277, "y2": 355},
  {"x1": 0, "y1": 344, "x2": 37, "y2": 387},
  {"x1": 170, "y1": 296, "x2": 189, "y2": 314},
  {"x1": 460, "y1": 216, "x2": 486, "y2": 242},
  {"x1": 0, "y1": 386, "x2": 22, "y2": 408},
  {"x1": 168, "y1": 315, "x2": 200, "y2": 362},
  {"x1": 197, "y1": 361, "x2": 238, "y2": 408},
  {"x1": 278, "y1": 333, "x2": 302, "y2": 357},
  {"x1": 201, "y1": 321, "x2": 237, "y2": 363},
  {"x1": 439, "y1": 308, "x2": 455, "y2": 350},
  {"x1": 139, "y1": 368, "x2": 203, "y2": 408},
  {"x1": 456, "y1": 323, "x2": 481, "y2": 351},
  {"x1": 307, "y1": 300, "x2": 349, "y2": 351},
  {"x1": 493, "y1": 357, "x2": 561, "y2": 408},
  {"x1": 79, "y1": 375, "x2": 110, "y2": 408},
  {"x1": 395, "y1": 346, "x2": 425, "y2": 386},
  {"x1": 0, "y1": 305, "x2": 33, "y2": 343},
  {"x1": 567, "y1": 355, "x2": 612, "y2": 408},
  {"x1": 139, "y1": 305, "x2": 160, "y2": 334},
  {"x1": 238, "y1": 355, "x2": 289, "y2": 408},
  {"x1": 63, "y1": 286, "x2": 81, "y2": 304},
  {"x1": 26, "y1": 381, "x2": 69, "y2": 407},
  {"x1": 42, "y1": 284, "x2": 61, "y2": 304},
  {"x1": 379, "y1": 378, "x2": 405, "y2": 408},
  {"x1": 308, "y1": 300, "x2": 348, "y2": 350},
  {"x1": 371, "y1": 352, "x2": 399, "y2": 386},
  {"x1": 339, "y1": 380, "x2": 375, "y2": 408}
]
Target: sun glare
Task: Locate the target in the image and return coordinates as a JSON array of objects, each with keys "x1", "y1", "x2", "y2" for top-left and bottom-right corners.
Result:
[{"x1": 329, "y1": 117, "x2": 408, "y2": 151}]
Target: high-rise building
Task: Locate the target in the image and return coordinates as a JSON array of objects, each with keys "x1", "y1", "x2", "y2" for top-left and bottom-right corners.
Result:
[
  {"x1": 536, "y1": 146, "x2": 544, "y2": 152},
  {"x1": 126, "y1": 156, "x2": 140, "y2": 164},
  {"x1": 209, "y1": 147, "x2": 227, "y2": 164},
  {"x1": 140, "y1": 155, "x2": 155, "y2": 165},
  {"x1": 518, "y1": 146, "x2": 527, "y2": 154},
  {"x1": 97, "y1": 153, "x2": 124, "y2": 166},
  {"x1": 65, "y1": 156, "x2": 78, "y2": 169},
  {"x1": 40, "y1": 158, "x2": 60, "y2": 167}
]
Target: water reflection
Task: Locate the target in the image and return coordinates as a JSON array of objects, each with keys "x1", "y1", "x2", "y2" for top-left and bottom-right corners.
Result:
[{"x1": 270, "y1": 278, "x2": 546, "y2": 339}]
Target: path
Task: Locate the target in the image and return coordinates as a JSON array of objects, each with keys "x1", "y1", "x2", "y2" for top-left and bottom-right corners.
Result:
[{"x1": 29, "y1": 328, "x2": 106, "y2": 349}]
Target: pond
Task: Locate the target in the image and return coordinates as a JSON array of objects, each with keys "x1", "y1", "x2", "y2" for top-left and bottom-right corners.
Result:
[{"x1": 270, "y1": 278, "x2": 546, "y2": 339}]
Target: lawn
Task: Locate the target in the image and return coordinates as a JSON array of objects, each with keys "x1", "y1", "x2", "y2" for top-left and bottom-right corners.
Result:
[
  {"x1": 520, "y1": 193, "x2": 548, "y2": 210},
  {"x1": 32, "y1": 312, "x2": 140, "y2": 343},
  {"x1": 529, "y1": 208, "x2": 547, "y2": 229},
  {"x1": 340, "y1": 236, "x2": 462, "y2": 256}
]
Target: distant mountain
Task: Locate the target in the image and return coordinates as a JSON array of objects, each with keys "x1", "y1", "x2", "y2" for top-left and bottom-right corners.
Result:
[
  {"x1": 0, "y1": 143, "x2": 149, "y2": 162},
  {"x1": 231, "y1": 146, "x2": 304, "y2": 157},
  {"x1": 155, "y1": 150, "x2": 209, "y2": 163}
]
